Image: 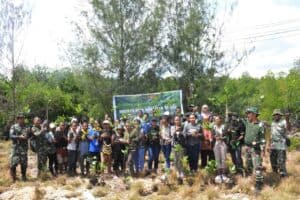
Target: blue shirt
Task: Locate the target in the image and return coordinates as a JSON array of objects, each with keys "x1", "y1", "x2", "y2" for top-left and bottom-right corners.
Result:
[
  {"x1": 141, "y1": 122, "x2": 151, "y2": 134},
  {"x1": 88, "y1": 129, "x2": 101, "y2": 153}
]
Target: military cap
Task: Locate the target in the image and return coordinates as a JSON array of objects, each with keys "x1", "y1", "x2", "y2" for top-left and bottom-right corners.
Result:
[{"x1": 245, "y1": 107, "x2": 260, "y2": 115}]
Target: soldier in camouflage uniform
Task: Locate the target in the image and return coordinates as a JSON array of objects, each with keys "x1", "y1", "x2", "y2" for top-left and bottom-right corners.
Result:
[
  {"x1": 9, "y1": 113, "x2": 29, "y2": 182},
  {"x1": 268, "y1": 109, "x2": 290, "y2": 177},
  {"x1": 225, "y1": 112, "x2": 245, "y2": 174},
  {"x1": 244, "y1": 107, "x2": 265, "y2": 191},
  {"x1": 31, "y1": 117, "x2": 49, "y2": 176}
]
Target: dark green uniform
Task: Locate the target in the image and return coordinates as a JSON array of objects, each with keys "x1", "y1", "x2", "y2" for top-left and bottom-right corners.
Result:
[
  {"x1": 31, "y1": 125, "x2": 49, "y2": 174},
  {"x1": 9, "y1": 123, "x2": 29, "y2": 181},
  {"x1": 244, "y1": 120, "x2": 265, "y2": 186}
]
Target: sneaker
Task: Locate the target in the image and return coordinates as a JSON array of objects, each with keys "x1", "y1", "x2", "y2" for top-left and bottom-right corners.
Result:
[
  {"x1": 215, "y1": 175, "x2": 222, "y2": 184},
  {"x1": 221, "y1": 175, "x2": 230, "y2": 183}
]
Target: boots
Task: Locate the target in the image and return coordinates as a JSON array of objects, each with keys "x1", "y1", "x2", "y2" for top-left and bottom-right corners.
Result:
[
  {"x1": 10, "y1": 167, "x2": 17, "y2": 182},
  {"x1": 21, "y1": 166, "x2": 27, "y2": 181}
]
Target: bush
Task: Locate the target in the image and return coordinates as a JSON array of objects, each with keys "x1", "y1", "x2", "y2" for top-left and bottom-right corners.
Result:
[{"x1": 288, "y1": 137, "x2": 300, "y2": 151}]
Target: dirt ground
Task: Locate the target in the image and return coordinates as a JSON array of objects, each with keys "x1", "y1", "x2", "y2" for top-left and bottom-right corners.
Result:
[{"x1": 0, "y1": 141, "x2": 299, "y2": 200}]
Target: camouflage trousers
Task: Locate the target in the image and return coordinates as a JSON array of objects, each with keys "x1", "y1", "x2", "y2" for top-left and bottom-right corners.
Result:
[
  {"x1": 10, "y1": 148, "x2": 28, "y2": 169},
  {"x1": 37, "y1": 151, "x2": 48, "y2": 173},
  {"x1": 245, "y1": 146, "x2": 263, "y2": 183},
  {"x1": 270, "y1": 149, "x2": 287, "y2": 176}
]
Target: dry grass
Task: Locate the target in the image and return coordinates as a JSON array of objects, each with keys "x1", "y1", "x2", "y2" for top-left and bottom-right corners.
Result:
[
  {"x1": 32, "y1": 185, "x2": 45, "y2": 200},
  {"x1": 65, "y1": 191, "x2": 81, "y2": 198},
  {"x1": 55, "y1": 175, "x2": 67, "y2": 185},
  {"x1": 93, "y1": 186, "x2": 109, "y2": 197}
]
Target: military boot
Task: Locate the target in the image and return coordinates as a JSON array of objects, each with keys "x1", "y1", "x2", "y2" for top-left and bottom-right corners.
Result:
[{"x1": 10, "y1": 167, "x2": 17, "y2": 182}]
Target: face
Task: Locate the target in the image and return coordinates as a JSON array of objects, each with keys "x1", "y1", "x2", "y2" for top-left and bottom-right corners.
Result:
[
  {"x1": 125, "y1": 123, "x2": 132, "y2": 131},
  {"x1": 117, "y1": 128, "x2": 124, "y2": 135},
  {"x1": 174, "y1": 116, "x2": 181, "y2": 125},
  {"x1": 189, "y1": 115, "x2": 196, "y2": 124},
  {"x1": 202, "y1": 106, "x2": 208, "y2": 113},
  {"x1": 176, "y1": 108, "x2": 181, "y2": 113},
  {"x1": 273, "y1": 114, "x2": 281, "y2": 121},
  {"x1": 33, "y1": 117, "x2": 41, "y2": 126},
  {"x1": 151, "y1": 120, "x2": 157, "y2": 127},
  {"x1": 82, "y1": 122, "x2": 88, "y2": 130},
  {"x1": 138, "y1": 110, "x2": 143, "y2": 117},
  {"x1": 215, "y1": 116, "x2": 222, "y2": 125},
  {"x1": 71, "y1": 122, "x2": 77, "y2": 131},
  {"x1": 247, "y1": 112, "x2": 256, "y2": 122},
  {"x1": 59, "y1": 122, "x2": 65, "y2": 131},
  {"x1": 94, "y1": 121, "x2": 99, "y2": 128},
  {"x1": 17, "y1": 117, "x2": 25, "y2": 125},
  {"x1": 134, "y1": 120, "x2": 140, "y2": 128},
  {"x1": 103, "y1": 123, "x2": 109, "y2": 130}
]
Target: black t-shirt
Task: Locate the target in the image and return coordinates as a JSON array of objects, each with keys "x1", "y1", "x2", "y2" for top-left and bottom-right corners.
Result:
[
  {"x1": 147, "y1": 126, "x2": 160, "y2": 146},
  {"x1": 54, "y1": 130, "x2": 68, "y2": 148}
]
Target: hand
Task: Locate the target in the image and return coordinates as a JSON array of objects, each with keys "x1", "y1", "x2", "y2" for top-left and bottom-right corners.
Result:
[
  {"x1": 19, "y1": 135, "x2": 27, "y2": 140},
  {"x1": 266, "y1": 146, "x2": 270, "y2": 153}
]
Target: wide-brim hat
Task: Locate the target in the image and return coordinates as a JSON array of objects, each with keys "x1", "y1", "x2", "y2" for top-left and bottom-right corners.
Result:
[{"x1": 272, "y1": 109, "x2": 283, "y2": 116}]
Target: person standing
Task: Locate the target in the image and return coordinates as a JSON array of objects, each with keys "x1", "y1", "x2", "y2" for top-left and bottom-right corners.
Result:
[
  {"x1": 31, "y1": 118, "x2": 49, "y2": 177},
  {"x1": 112, "y1": 125, "x2": 127, "y2": 175},
  {"x1": 244, "y1": 107, "x2": 266, "y2": 192},
  {"x1": 212, "y1": 116, "x2": 229, "y2": 183},
  {"x1": 147, "y1": 118, "x2": 161, "y2": 173},
  {"x1": 101, "y1": 120, "x2": 113, "y2": 174},
  {"x1": 124, "y1": 121, "x2": 139, "y2": 176},
  {"x1": 78, "y1": 121, "x2": 90, "y2": 176},
  {"x1": 55, "y1": 122, "x2": 68, "y2": 174},
  {"x1": 88, "y1": 120, "x2": 101, "y2": 174},
  {"x1": 9, "y1": 113, "x2": 29, "y2": 182},
  {"x1": 67, "y1": 121, "x2": 79, "y2": 176},
  {"x1": 183, "y1": 114, "x2": 202, "y2": 172},
  {"x1": 46, "y1": 123, "x2": 58, "y2": 176},
  {"x1": 225, "y1": 112, "x2": 245, "y2": 174},
  {"x1": 268, "y1": 109, "x2": 291, "y2": 178},
  {"x1": 160, "y1": 115, "x2": 172, "y2": 170},
  {"x1": 200, "y1": 116, "x2": 214, "y2": 168},
  {"x1": 171, "y1": 116, "x2": 185, "y2": 183}
]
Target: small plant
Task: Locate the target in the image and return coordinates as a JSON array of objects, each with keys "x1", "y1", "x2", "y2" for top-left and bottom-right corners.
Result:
[
  {"x1": 205, "y1": 160, "x2": 217, "y2": 176},
  {"x1": 181, "y1": 156, "x2": 190, "y2": 175}
]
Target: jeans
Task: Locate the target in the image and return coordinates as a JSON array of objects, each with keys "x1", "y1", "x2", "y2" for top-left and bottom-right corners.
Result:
[
  {"x1": 162, "y1": 144, "x2": 172, "y2": 169},
  {"x1": 136, "y1": 147, "x2": 145, "y2": 172},
  {"x1": 187, "y1": 144, "x2": 200, "y2": 171},
  {"x1": 67, "y1": 150, "x2": 77, "y2": 175},
  {"x1": 229, "y1": 145, "x2": 243, "y2": 172},
  {"x1": 127, "y1": 149, "x2": 138, "y2": 175},
  {"x1": 148, "y1": 144, "x2": 161, "y2": 170},
  {"x1": 48, "y1": 153, "x2": 58, "y2": 175}
]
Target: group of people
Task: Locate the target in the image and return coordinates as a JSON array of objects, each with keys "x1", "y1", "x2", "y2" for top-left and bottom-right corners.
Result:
[{"x1": 8, "y1": 104, "x2": 291, "y2": 192}]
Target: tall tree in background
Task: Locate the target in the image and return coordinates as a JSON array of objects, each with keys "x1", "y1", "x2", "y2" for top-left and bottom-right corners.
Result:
[
  {"x1": 0, "y1": 0, "x2": 31, "y2": 120},
  {"x1": 74, "y1": 0, "x2": 166, "y2": 94},
  {"x1": 156, "y1": 0, "x2": 225, "y2": 106}
]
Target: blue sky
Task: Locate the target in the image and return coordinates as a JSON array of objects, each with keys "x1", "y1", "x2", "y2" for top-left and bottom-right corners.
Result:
[{"x1": 18, "y1": 0, "x2": 300, "y2": 78}]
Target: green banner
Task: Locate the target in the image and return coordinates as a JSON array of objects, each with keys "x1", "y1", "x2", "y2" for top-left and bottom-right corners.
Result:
[{"x1": 113, "y1": 90, "x2": 183, "y2": 120}]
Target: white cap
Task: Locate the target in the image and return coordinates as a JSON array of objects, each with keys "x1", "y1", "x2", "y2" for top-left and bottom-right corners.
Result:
[
  {"x1": 103, "y1": 120, "x2": 110, "y2": 124},
  {"x1": 163, "y1": 111, "x2": 170, "y2": 116},
  {"x1": 49, "y1": 123, "x2": 56, "y2": 129}
]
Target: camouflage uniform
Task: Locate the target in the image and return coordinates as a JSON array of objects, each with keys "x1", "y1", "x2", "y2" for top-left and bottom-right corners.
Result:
[
  {"x1": 9, "y1": 123, "x2": 29, "y2": 181},
  {"x1": 270, "y1": 115, "x2": 288, "y2": 177},
  {"x1": 31, "y1": 125, "x2": 49, "y2": 174},
  {"x1": 244, "y1": 108, "x2": 265, "y2": 188}
]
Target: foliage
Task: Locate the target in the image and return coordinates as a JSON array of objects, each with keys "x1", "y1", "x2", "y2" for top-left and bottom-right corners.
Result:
[
  {"x1": 205, "y1": 160, "x2": 217, "y2": 175},
  {"x1": 288, "y1": 137, "x2": 300, "y2": 151}
]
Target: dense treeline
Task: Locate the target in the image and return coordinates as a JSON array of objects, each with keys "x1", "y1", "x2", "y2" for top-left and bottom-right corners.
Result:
[{"x1": 0, "y1": 65, "x2": 299, "y2": 130}]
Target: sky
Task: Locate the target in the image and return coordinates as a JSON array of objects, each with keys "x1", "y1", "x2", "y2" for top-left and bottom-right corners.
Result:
[{"x1": 15, "y1": 0, "x2": 300, "y2": 78}]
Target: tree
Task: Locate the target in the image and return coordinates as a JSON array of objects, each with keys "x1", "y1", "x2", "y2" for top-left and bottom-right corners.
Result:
[
  {"x1": 74, "y1": 0, "x2": 166, "y2": 94},
  {"x1": 0, "y1": 0, "x2": 31, "y2": 119}
]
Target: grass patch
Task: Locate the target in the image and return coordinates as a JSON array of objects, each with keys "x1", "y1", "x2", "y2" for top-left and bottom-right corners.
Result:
[
  {"x1": 32, "y1": 186, "x2": 45, "y2": 200},
  {"x1": 93, "y1": 186, "x2": 109, "y2": 197},
  {"x1": 65, "y1": 191, "x2": 81, "y2": 198}
]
